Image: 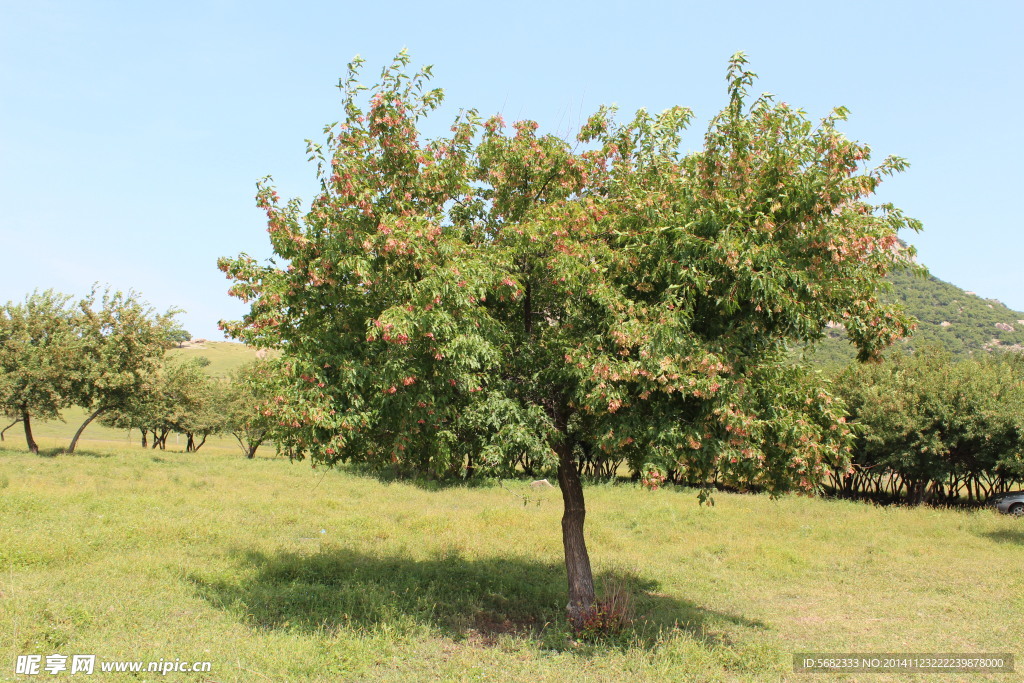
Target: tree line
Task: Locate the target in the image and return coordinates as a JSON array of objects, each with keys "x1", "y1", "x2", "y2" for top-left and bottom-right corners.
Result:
[
  {"x1": 828, "y1": 347, "x2": 1024, "y2": 504},
  {"x1": 0, "y1": 288, "x2": 276, "y2": 458}
]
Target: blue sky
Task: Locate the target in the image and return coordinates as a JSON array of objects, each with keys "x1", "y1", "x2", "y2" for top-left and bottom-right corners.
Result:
[{"x1": 2, "y1": 0, "x2": 1021, "y2": 338}]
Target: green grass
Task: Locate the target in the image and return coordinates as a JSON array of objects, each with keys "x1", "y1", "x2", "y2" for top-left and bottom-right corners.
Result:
[{"x1": 1, "y1": 445, "x2": 1021, "y2": 681}]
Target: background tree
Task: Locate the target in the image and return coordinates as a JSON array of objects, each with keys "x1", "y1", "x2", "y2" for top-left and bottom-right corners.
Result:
[
  {"x1": 167, "y1": 327, "x2": 192, "y2": 348},
  {"x1": 835, "y1": 347, "x2": 1024, "y2": 503},
  {"x1": 223, "y1": 359, "x2": 279, "y2": 458},
  {"x1": 102, "y1": 356, "x2": 222, "y2": 452},
  {"x1": 66, "y1": 288, "x2": 181, "y2": 453},
  {"x1": 219, "y1": 52, "x2": 918, "y2": 629},
  {"x1": 0, "y1": 411, "x2": 22, "y2": 442},
  {"x1": 0, "y1": 290, "x2": 81, "y2": 454},
  {"x1": 100, "y1": 377, "x2": 164, "y2": 448}
]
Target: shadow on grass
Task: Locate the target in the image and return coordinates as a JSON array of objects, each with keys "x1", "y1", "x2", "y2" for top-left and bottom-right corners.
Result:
[
  {"x1": 188, "y1": 546, "x2": 766, "y2": 650},
  {"x1": 20, "y1": 446, "x2": 117, "y2": 458},
  {"x1": 62, "y1": 448, "x2": 118, "y2": 458},
  {"x1": 979, "y1": 529, "x2": 1024, "y2": 545},
  {"x1": 338, "y1": 463, "x2": 507, "y2": 491},
  {"x1": 338, "y1": 465, "x2": 640, "y2": 495}
]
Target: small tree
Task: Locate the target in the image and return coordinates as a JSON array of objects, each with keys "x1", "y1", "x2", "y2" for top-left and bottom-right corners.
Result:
[
  {"x1": 0, "y1": 290, "x2": 81, "y2": 454},
  {"x1": 167, "y1": 358, "x2": 230, "y2": 452},
  {"x1": 102, "y1": 357, "x2": 224, "y2": 451},
  {"x1": 220, "y1": 52, "x2": 918, "y2": 628},
  {"x1": 167, "y1": 327, "x2": 192, "y2": 348},
  {"x1": 224, "y1": 359, "x2": 279, "y2": 458},
  {"x1": 100, "y1": 378, "x2": 165, "y2": 448},
  {"x1": 66, "y1": 288, "x2": 181, "y2": 453}
]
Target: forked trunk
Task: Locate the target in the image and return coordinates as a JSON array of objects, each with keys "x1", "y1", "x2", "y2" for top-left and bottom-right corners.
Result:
[
  {"x1": 556, "y1": 439, "x2": 596, "y2": 630},
  {"x1": 68, "y1": 407, "x2": 105, "y2": 454},
  {"x1": 235, "y1": 434, "x2": 259, "y2": 459},
  {"x1": 22, "y1": 409, "x2": 39, "y2": 454}
]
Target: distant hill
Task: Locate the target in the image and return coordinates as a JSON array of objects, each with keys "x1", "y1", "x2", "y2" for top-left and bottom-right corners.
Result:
[
  {"x1": 167, "y1": 340, "x2": 265, "y2": 378},
  {"x1": 804, "y1": 269, "x2": 1024, "y2": 367}
]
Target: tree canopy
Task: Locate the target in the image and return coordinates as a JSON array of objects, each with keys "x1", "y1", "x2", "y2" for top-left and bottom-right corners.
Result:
[
  {"x1": 0, "y1": 290, "x2": 81, "y2": 453},
  {"x1": 66, "y1": 288, "x2": 182, "y2": 453},
  {"x1": 219, "y1": 51, "x2": 919, "y2": 628},
  {"x1": 0, "y1": 287, "x2": 181, "y2": 454}
]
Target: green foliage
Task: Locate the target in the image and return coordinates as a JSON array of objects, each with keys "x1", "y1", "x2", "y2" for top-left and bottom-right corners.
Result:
[
  {"x1": 72, "y1": 288, "x2": 181, "y2": 407},
  {"x1": 834, "y1": 347, "x2": 1024, "y2": 502},
  {"x1": 102, "y1": 357, "x2": 225, "y2": 452},
  {"x1": 0, "y1": 287, "x2": 182, "y2": 453},
  {"x1": 222, "y1": 359, "x2": 279, "y2": 458},
  {"x1": 0, "y1": 290, "x2": 81, "y2": 425},
  {"x1": 219, "y1": 52, "x2": 918, "y2": 625},
  {"x1": 219, "y1": 52, "x2": 916, "y2": 491},
  {"x1": 167, "y1": 327, "x2": 192, "y2": 347}
]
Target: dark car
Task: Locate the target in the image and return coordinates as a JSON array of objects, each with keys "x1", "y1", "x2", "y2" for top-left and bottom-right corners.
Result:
[{"x1": 990, "y1": 491, "x2": 1024, "y2": 516}]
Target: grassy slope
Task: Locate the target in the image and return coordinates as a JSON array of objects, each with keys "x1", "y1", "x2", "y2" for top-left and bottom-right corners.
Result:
[
  {"x1": 1, "y1": 445, "x2": 1022, "y2": 681},
  {"x1": 169, "y1": 340, "x2": 264, "y2": 379}
]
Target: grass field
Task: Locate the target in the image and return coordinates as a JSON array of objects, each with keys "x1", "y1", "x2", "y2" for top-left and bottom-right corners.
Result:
[{"x1": 1, "y1": 442, "x2": 1022, "y2": 682}]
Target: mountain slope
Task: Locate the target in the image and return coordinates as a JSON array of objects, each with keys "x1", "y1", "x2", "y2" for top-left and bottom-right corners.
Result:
[{"x1": 805, "y1": 269, "x2": 1024, "y2": 367}]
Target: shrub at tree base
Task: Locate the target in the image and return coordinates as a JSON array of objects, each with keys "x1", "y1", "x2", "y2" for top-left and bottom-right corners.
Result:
[{"x1": 219, "y1": 51, "x2": 918, "y2": 630}]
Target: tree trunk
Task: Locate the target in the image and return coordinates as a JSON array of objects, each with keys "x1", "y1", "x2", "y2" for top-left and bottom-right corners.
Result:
[
  {"x1": 246, "y1": 444, "x2": 258, "y2": 459},
  {"x1": 186, "y1": 432, "x2": 195, "y2": 452},
  {"x1": 68, "y1": 407, "x2": 106, "y2": 454},
  {"x1": 22, "y1": 409, "x2": 39, "y2": 454},
  {"x1": 556, "y1": 437, "x2": 596, "y2": 630},
  {"x1": 192, "y1": 434, "x2": 207, "y2": 452},
  {"x1": 141, "y1": 430, "x2": 148, "y2": 448}
]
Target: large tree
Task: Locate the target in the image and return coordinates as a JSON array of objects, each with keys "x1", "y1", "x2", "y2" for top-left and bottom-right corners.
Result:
[{"x1": 219, "y1": 52, "x2": 918, "y2": 628}]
